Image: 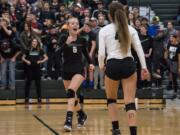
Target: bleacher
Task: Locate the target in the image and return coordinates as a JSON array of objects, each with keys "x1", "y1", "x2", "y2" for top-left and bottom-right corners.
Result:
[{"x1": 129, "y1": 0, "x2": 180, "y2": 30}]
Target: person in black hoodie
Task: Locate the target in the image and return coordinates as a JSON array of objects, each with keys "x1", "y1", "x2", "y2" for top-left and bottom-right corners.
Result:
[
  {"x1": 152, "y1": 30, "x2": 166, "y2": 87},
  {"x1": 22, "y1": 38, "x2": 48, "y2": 105},
  {"x1": 139, "y1": 25, "x2": 153, "y2": 89}
]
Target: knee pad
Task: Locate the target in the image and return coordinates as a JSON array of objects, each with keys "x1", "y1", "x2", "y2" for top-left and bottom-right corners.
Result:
[
  {"x1": 107, "y1": 99, "x2": 117, "y2": 106},
  {"x1": 125, "y1": 103, "x2": 136, "y2": 112},
  {"x1": 66, "y1": 89, "x2": 76, "y2": 98},
  {"x1": 74, "y1": 100, "x2": 78, "y2": 106}
]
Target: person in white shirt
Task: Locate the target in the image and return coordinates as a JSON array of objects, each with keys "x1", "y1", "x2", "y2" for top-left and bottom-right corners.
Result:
[{"x1": 98, "y1": 2, "x2": 149, "y2": 135}]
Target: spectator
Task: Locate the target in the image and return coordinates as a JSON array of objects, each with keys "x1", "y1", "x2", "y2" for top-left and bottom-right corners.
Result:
[
  {"x1": 128, "y1": 11, "x2": 135, "y2": 27},
  {"x1": 51, "y1": 0, "x2": 60, "y2": 13},
  {"x1": 90, "y1": 18, "x2": 104, "y2": 90},
  {"x1": 0, "y1": 18, "x2": 21, "y2": 90},
  {"x1": 148, "y1": 16, "x2": 160, "y2": 38},
  {"x1": 141, "y1": 17, "x2": 149, "y2": 28},
  {"x1": 80, "y1": 8, "x2": 91, "y2": 25},
  {"x1": 92, "y1": 0, "x2": 108, "y2": 20},
  {"x1": 134, "y1": 18, "x2": 141, "y2": 33},
  {"x1": 39, "y1": 2, "x2": 55, "y2": 23},
  {"x1": 71, "y1": 4, "x2": 83, "y2": 25},
  {"x1": 164, "y1": 21, "x2": 177, "y2": 47},
  {"x1": 20, "y1": 22, "x2": 41, "y2": 52},
  {"x1": 165, "y1": 34, "x2": 180, "y2": 99},
  {"x1": 80, "y1": 22, "x2": 96, "y2": 89},
  {"x1": 97, "y1": 14, "x2": 107, "y2": 27},
  {"x1": 0, "y1": 0, "x2": 11, "y2": 15},
  {"x1": 22, "y1": 38, "x2": 48, "y2": 105},
  {"x1": 139, "y1": 25, "x2": 153, "y2": 89},
  {"x1": 31, "y1": 13, "x2": 43, "y2": 35},
  {"x1": 152, "y1": 30, "x2": 166, "y2": 87},
  {"x1": 132, "y1": 6, "x2": 139, "y2": 19}
]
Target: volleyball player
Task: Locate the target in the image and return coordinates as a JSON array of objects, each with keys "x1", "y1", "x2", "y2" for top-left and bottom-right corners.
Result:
[
  {"x1": 58, "y1": 17, "x2": 94, "y2": 132},
  {"x1": 98, "y1": 2, "x2": 149, "y2": 135}
]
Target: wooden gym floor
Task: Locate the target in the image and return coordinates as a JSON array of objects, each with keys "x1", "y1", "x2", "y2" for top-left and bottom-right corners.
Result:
[{"x1": 0, "y1": 99, "x2": 179, "y2": 135}]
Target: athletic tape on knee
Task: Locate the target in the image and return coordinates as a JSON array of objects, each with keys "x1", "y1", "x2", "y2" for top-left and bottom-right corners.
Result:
[
  {"x1": 74, "y1": 100, "x2": 78, "y2": 106},
  {"x1": 125, "y1": 103, "x2": 136, "y2": 112},
  {"x1": 66, "y1": 89, "x2": 76, "y2": 98},
  {"x1": 107, "y1": 99, "x2": 117, "y2": 106}
]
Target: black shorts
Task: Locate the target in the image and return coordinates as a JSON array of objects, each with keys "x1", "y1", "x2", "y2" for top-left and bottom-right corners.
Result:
[
  {"x1": 62, "y1": 70, "x2": 84, "y2": 80},
  {"x1": 105, "y1": 57, "x2": 136, "y2": 80}
]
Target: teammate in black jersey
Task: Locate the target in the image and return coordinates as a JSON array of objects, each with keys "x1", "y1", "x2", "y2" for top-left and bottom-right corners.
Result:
[{"x1": 58, "y1": 17, "x2": 94, "y2": 132}]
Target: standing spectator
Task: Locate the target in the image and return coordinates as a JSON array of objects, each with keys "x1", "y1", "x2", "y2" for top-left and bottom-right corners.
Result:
[
  {"x1": 22, "y1": 38, "x2": 48, "y2": 104},
  {"x1": 90, "y1": 17, "x2": 104, "y2": 90},
  {"x1": 165, "y1": 21, "x2": 177, "y2": 47},
  {"x1": 20, "y1": 22, "x2": 41, "y2": 52},
  {"x1": 97, "y1": 14, "x2": 107, "y2": 27},
  {"x1": 80, "y1": 8, "x2": 91, "y2": 25},
  {"x1": 39, "y1": 2, "x2": 55, "y2": 23},
  {"x1": 139, "y1": 25, "x2": 153, "y2": 89},
  {"x1": 80, "y1": 23, "x2": 96, "y2": 89},
  {"x1": 31, "y1": 13, "x2": 43, "y2": 35},
  {"x1": 71, "y1": 4, "x2": 83, "y2": 25},
  {"x1": 141, "y1": 17, "x2": 149, "y2": 28},
  {"x1": 92, "y1": 0, "x2": 108, "y2": 20},
  {"x1": 0, "y1": 18, "x2": 21, "y2": 90},
  {"x1": 0, "y1": 0, "x2": 11, "y2": 15},
  {"x1": 148, "y1": 16, "x2": 160, "y2": 38},
  {"x1": 134, "y1": 18, "x2": 141, "y2": 33},
  {"x1": 165, "y1": 34, "x2": 180, "y2": 99},
  {"x1": 132, "y1": 6, "x2": 139, "y2": 19},
  {"x1": 128, "y1": 11, "x2": 135, "y2": 27},
  {"x1": 51, "y1": 0, "x2": 60, "y2": 13},
  {"x1": 152, "y1": 30, "x2": 166, "y2": 88}
]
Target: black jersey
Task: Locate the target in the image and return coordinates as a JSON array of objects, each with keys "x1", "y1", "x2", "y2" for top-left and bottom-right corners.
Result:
[
  {"x1": 167, "y1": 43, "x2": 180, "y2": 62},
  {"x1": 24, "y1": 49, "x2": 45, "y2": 67},
  {"x1": 58, "y1": 33, "x2": 92, "y2": 72}
]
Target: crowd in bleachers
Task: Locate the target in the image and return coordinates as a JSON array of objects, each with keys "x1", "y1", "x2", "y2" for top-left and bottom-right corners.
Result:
[{"x1": 0, "y1": 0, "x2": 180, "y2": 98}]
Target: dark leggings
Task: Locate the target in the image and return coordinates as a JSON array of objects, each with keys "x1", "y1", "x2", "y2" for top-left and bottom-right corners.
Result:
[
  {"x1": 171, "y1": 72, "x2": 178, "y2": 93},
  {"x1": 25, "y1": 66, "x2": 42, "y2": 100}
]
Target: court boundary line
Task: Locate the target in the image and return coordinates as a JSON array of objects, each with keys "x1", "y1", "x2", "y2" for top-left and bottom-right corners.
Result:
[{"x1": 33, "y1": 114, "x2": 60, "y2": 135}]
